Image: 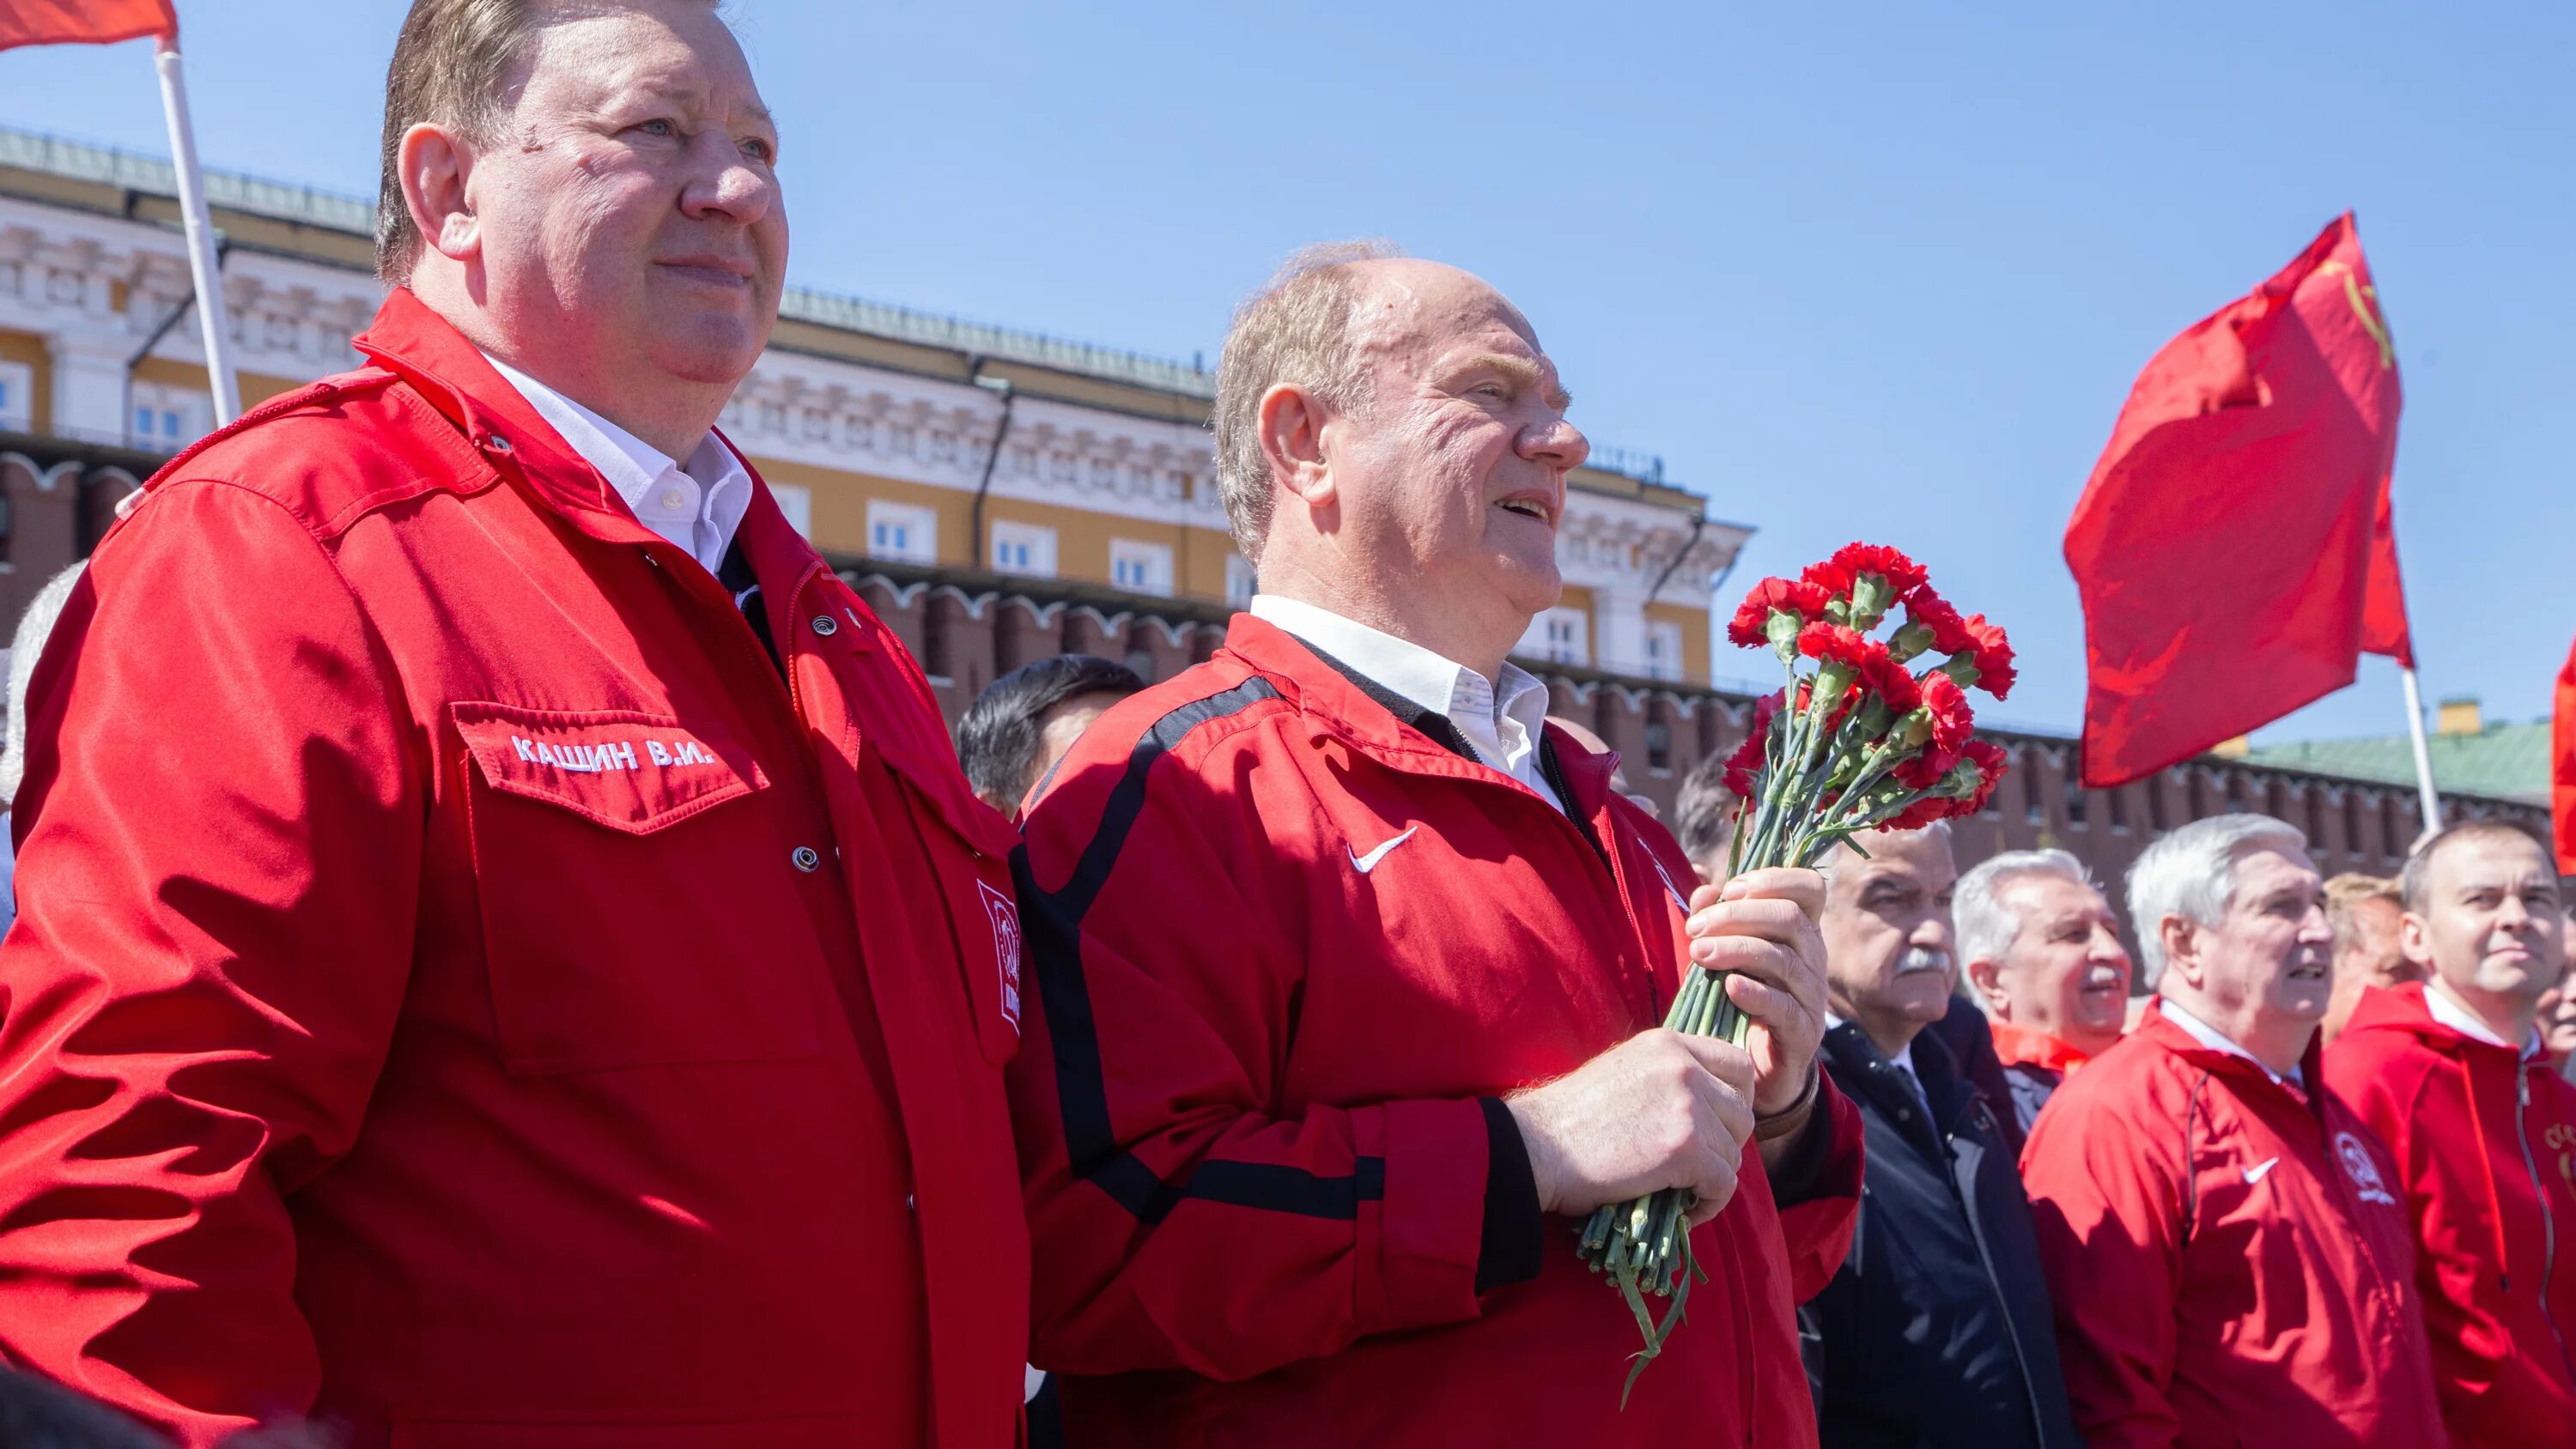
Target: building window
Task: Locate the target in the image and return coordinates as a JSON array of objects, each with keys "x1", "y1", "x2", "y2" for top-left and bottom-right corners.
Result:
[
  {"x1": 1519, "y1": 606, "x2": 1589, "y2": 667},
  {"x1": 0, "y1": 360, "x2": 30, "y2": 432},
  {"x1": 1109, "y1": 537, "x2": 1175, "y2": 597},
  {"x1": 1643, "y1": 620, "x2": 1686, "y2": 682},
  {"x1": 128, "y1": 382, "x2": 211, "y2": 451},
  {"x1": 770, "y1": 482, "x2": 812, "y2": 539},
  {"x1": 2063, "y1": 778, "x2": 2088, "y2": 828},
  {"x1": 2024, "y1": 749, "x2": 2045, "y2": 824},
  {"x1": 866, "y1": 500, "x2": 937, "y2": 563},
  {"x1": 2106, "y1": 785, "x2": 2129, "y2": 834},
  {"x1": 990, "y1": 518, "x2": 1057, "y2": 577},
  {"x1": 1644, "y1": 720, "x2": 1672, "y2": 773},
  {"x1": 1224, "y1": 554, "x2": 1258, "y2": 608}
]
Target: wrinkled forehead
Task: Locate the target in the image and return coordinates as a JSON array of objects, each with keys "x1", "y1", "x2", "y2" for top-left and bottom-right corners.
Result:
[
  {"x1": 1348, "y1": 260, "x2": 1548, "y2": 368},
  {"x1": 2227, "y1": 845, "x2": 2320, "y2": 905},
  {"x1": 519, "y1": 2, "x2": 765, "y2": 113},
  {"x1": 2002, "y1": 870, "x2": 2110, "y2": 919}
]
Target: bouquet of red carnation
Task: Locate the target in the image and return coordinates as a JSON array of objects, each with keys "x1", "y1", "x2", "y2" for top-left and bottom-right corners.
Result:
[{"x1": 1583, "y1": 541, "x2": 2012, "y2": 1402}]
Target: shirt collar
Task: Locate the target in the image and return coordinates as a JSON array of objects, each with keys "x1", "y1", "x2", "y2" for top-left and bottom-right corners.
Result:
[
  {"x1": 2425, "y1": 979, "x2": 2545, "y2": 1058},
  {"x1": 1248, "y1": 593, "x2": 1551, "y2": 744},
  {"x1": 480, "y1": 354, "x2": 750, "y2": 570},
  {"x1": 2158, "y1": 997, "x2": 2304, "y2": 1088},
  {"x1": 1825, "y1": 1012, "x2": 1922, "y2": 1083}
]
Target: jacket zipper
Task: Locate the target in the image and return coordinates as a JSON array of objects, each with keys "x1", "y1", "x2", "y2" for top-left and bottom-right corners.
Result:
[
  {"x1": 2517, "y1": 1068, "x2": 2575, "y2": 1381},
  {"x1": 1943, "y1": 1094, "x2": 2052, "y2": 1445}
]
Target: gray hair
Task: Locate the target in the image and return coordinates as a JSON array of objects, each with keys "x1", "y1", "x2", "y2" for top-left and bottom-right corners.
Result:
[
  {"x1": 2125, "y1": 812, "x2": 2309, "y2": 990},
  {"x1": 1, "y1": 562, "x2": 86, "y2": 812},
  {"x1": 1955, "y1": 848, "x2": 2096, "y2": 967},
  {"x1": 1209, "y1": 239, "x2": 1404, "y2": 558}
]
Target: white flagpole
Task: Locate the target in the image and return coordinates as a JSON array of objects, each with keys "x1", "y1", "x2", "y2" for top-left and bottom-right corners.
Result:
[
  {"x1": 151, "y1": 33, "x2": 240, "y2": 426},
  {"x1": 2400, "y1": 664, "x2": 2443, "y2": 832}
]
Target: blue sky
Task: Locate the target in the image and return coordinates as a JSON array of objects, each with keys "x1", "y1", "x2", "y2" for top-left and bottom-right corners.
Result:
[{"x1": 3, "y1": 1, "x2": 2568, "y2": 748}]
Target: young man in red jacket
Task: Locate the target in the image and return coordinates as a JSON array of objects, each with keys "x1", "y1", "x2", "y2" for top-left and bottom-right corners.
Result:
[
  {"x1": 0, "y1": 3, "x2": 1028, "y2": 1444},
  {"x1": 2325, "y1": 820, "x2": 2576, "y2": 1446},
  {"x1": 2021, "y1": 813, "x2": 2443, "y2": 1449},
  {"x1": 1008, "y1": 244, "x2": 1861, "y2": 1445}
]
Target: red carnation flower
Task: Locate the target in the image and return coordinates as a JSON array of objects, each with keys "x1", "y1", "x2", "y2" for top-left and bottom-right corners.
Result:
[
  {"x1": 1952, "y1": 739, "x2": 2009, "y2": 815},
  {"x1": 1722, "y1": 691, "x2": 1784, "y2": 798},
  {"x1": 1893, "y1": 751, "x2": 1953, "y2": 791},
  {"x1": 1903, "y1": 585, "x2": 1973, "y2": 656},
  {"x1": 1795, "y1": 621, "x2": 1880, "y2": 672},
  {"x1": 1826, "y1": 542, "x2": 1929, "y2": 597},
  {"x1": 1859, "y1": 649, "x2": 1923, "y2": 716},
  {"x1": 1726, "y1": 577, "x2": 1831, "y2": 648},
  {"x1": 1959, "y1": 614, "x2": 2016, "y2": 700},
  {"x1": 1919, "y1": 670, "x2": 1975, "y2": 756}
]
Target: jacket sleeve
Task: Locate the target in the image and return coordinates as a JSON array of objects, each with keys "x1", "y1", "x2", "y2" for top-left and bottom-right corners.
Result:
[
  {"x1": 1006, "y1": 717, "x2": 1504, "y2": 1383},
  {"x1": 2020, "y1": 1089, "x2": 2185, "y2": 1449},
  {"x1": 0, "y1": 482, "x2": 422, "y2": 1446},
  {"x1": 1771, "y1": 1077, "x2": 1864, "y2": 1301}
]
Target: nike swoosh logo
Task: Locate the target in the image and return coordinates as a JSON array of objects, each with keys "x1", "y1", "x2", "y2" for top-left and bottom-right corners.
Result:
[
  {"x1": 1348, "y1": 826, "x2": 1421, "y2": 875},
  {"x1": 2244, "y1": 1156, "x2": 2281, "y2": 1185}
]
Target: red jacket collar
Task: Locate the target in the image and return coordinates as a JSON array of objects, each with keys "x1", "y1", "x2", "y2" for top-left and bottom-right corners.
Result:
[
  {"x1": 1989, "y1": 1020, "x2": 2097, "y2": 1076},
  {"x1": 2137, "y1": 999, "x2": 2330, "y2": 1113}
]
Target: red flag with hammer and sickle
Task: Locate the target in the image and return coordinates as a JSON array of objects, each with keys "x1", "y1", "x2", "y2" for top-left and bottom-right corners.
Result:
[{"x1": 2064, "y1": 213, "x2": 2411, "y2": 787}]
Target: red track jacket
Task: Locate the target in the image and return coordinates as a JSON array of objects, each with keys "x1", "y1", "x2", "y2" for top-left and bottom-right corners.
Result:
[
  {"x1": 2021, "y1": 1002, "x2": 2444, "y2": 1449},
  {"x1": 2326, "y1": 983, "x2": 2576, "y2": 1447},
  {"x1": 0, "y1": 292, "x2": 1029, "y2": 1447},
  {"x1": 1007, "y1": 615, "x2": 1861, "y2": 1446}
]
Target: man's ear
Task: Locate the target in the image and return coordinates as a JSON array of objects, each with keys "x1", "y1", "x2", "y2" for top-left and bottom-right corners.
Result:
[
  {"x1": 400, "y1": 122, "x2": 480, "y2": 264},
  {"x1": 2159, "y1": 915, "x2": 2202, "y2": 988},
  {"x1": 1965, "y1": 956, "x2": 2008, "y2": 1015},
  {"x1": 1256, "y1": 382, "x2": 1333, "y2": 512},
  {"x1": 2397, "y1": 910, "x2": 2433, "y2": 968}
]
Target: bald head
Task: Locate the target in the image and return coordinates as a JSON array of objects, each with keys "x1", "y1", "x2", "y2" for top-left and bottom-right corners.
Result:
[{"x1": 1213, "y1": 245, "x2": 1589, "y2": 679}]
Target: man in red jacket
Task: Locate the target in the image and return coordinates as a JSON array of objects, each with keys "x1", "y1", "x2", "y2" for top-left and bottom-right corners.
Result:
[
  {"x1": 1008, "y1": 243, "x2": 1861, "y2": 1445},
  {"x1": 0, "y1": 3, "x2": 1028, "y2": 1444},
  {"x1": 2021, "y1": 813, "x2": 2442, "y2": 1449},
  {"x1": 2325, "y1": 820, "x2": 2576, "y2": 1446}
]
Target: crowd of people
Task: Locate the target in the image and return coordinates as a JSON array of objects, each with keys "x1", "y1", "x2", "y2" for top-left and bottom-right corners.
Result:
[{"x1": 0, "y1": 2, "x2": 2566, "y2": 1446}]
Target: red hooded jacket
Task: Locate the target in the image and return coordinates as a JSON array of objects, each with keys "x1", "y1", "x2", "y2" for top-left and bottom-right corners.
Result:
[
  {"x1": 0, "y1": 293, "x2": 1029, "y2": 1447},
  {"x1": 1007, "y1": 615, "x2": 1861, "y2": 1446},
  {"x1": 2325, "y1": 982, "x2": 2576, "y2": 1447},
  {"x1": 2020, "y1": 1002, "x2": 2444, "y2": 1449}
]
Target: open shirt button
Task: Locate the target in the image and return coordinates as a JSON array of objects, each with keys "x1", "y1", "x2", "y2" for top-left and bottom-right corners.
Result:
[
  {"x1": 792, "y1": 846, "x2": 823, "y2": 873},
  {"x1": 811, "y1": 614, "x2": 839, "y2": 637}
]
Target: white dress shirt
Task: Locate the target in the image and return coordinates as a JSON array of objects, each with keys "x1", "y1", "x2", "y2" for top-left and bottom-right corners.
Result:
[
  {"x1": 2160, "y1": 997, "x2": 2304, "y2": 1090},
  {"x1": 1249, "y1": 594, "x2": 1564, "y2": 815},
  {"x1": 2425, "y1": 979, "x2": 2546, "y2": 1058},
  {"x1": 483, "y1": 355, "x2": 752, "y2": 576}
]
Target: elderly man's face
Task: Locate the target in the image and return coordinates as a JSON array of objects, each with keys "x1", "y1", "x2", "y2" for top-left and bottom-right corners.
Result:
[
  {"x1": 1979, "y1": 873, "x2": 2131, "y2": 1054},
  {"x1": 1820, "y1": 828, "x2": 1959, "y2": 1057},
  {"x1": 2409, "y1": 834, "x2": 2566, "y2": 1007},
  {"x1": 2183, "y1": 846, "x2": 2334, "y2": 1027},
  {"x1": 469, "y1": 3, "x2": 785, "y2": 401},
  {"x1": 1328, "y1": 263, "x2": 1588, "y2": 639}
]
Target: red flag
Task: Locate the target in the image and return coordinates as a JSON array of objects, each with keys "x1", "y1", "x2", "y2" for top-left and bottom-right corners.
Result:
[
  {"x1": 2065, "y1": 214, "x2": 2409, "y2": 788},
  {"x1": 0, "y1": 0, "x2": 174, "y2": 50},
  {"x1": 2554, "y1": 637, "x2": 2576, "y2": 876}
]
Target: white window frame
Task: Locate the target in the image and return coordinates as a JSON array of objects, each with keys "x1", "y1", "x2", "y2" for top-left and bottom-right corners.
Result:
[
  {"x1": 866, "y1": 499, "x2": 938, "y2": 564},
  {"x1": 1224, "y1": 554, "x2": 1258, "y2": 608},
  {"x1": 1527, "y1": 605, "x2": 1589, "y2": 667},
  {"x1": 1643, "y1": 619, "x2": 1686, "y2": 682},
  {"x1": 128, "y1": 380, "x2": 213, "y2": 451},
  {"x1": 769, "y1": 482, "x2": 813, "y2": 539},
  {"x1": 0, "y1": 360, "x2": 30, "y2": 432},
  {"x1": 1109, "y1": 537, "x2": 1174, "y2": 597},
  {"x1": 989, "y1": 518, "x2": 1057, "y2": 578}
]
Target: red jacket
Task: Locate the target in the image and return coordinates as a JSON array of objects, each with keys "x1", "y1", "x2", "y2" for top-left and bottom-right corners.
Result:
[
  {"x1": 2326, "y1": 982, "x2": 2576, "y2": 1447},
  {"x1": 2020, "y1": 1002, "x2": 2444, "y2": 1449},
  {"x1": 0, "y1": 292, "x2": 1029, "y2": 1447},
  {"x1": 1989, "y1": 1022, "x2": 2095, "y2": 1078},
  {"x1": 1007, "y1": 615, "x2": 1861, "y2": 1446}
]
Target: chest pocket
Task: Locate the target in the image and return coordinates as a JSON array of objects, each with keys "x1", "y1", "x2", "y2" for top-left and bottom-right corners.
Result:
[{"x1": 453, "y1": 700, "x2": 827, "y2": 1074}]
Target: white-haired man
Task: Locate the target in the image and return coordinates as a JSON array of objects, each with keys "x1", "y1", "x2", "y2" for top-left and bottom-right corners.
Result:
[
  {"x1": 1007, "y1": 245, "x2": 1860, "y2": 1444},
  {"x1": 1803, "y1": 822, "x2": 2081, "y2": 1449},
  {"x1": 1957, "y1": 848, "x2": 2134, "y2": 1131},
  {"x1": 2021, "y1": 814, "x2": 2442, "y2": 1449}
]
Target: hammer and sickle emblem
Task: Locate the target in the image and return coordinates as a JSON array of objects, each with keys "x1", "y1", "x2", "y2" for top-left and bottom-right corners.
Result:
[{"x1": 2317, "y1": 260, "x2": 2396, "y2": 370}]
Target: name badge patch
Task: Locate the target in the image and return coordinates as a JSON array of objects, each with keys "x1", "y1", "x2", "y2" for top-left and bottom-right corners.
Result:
[
  {"x1": 454, "y1": 700, "x2": 766, "y2": 834},
  {"x1": 978, "y1": 879, "x2": 1024, "y2": 1029}
]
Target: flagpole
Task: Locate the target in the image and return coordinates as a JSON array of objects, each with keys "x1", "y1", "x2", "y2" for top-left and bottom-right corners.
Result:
[
  {"x1": 151, "y1": 33, "x2": 240, "y2": 425},
  {"x1": 2400, "y1": 664, "x2": 2443, "y2": 832}
]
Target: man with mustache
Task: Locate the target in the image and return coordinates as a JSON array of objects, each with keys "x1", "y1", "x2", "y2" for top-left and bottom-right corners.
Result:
[
  {"x1": 1802, "y1": 823, "x2": 2082, "y2": 1448},
  {"x1": 0, "y1": 3, "x2": 1027, "y2": 1443},
  {"x1": 1957, "y1": 849, "x2": 2136, "y2": 1132},
  {"x1": 2325, "y1": 822, "x2": 2576, "y2": 1447},
  {"x1": 2022, "y1": 814, "x2": 2442, "y2": 1449}
]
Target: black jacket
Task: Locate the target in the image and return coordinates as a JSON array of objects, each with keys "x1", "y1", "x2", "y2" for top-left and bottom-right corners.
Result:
[{"x1": 1801, "y1": 998, "x2": 2083, "y2": 1449}]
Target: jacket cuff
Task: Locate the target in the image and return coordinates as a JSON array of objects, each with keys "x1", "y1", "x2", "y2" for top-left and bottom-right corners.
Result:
[
  {"x1": 1766, "y1": 1072, "x2": 1845, "y2": 1206},
  {"x1": 1366, "y1": 1096, "x2": 1494, "y2": 1335},
  {"x1": 1473, "y1": 1097, "x2": 1544, "y2": 1293}
]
